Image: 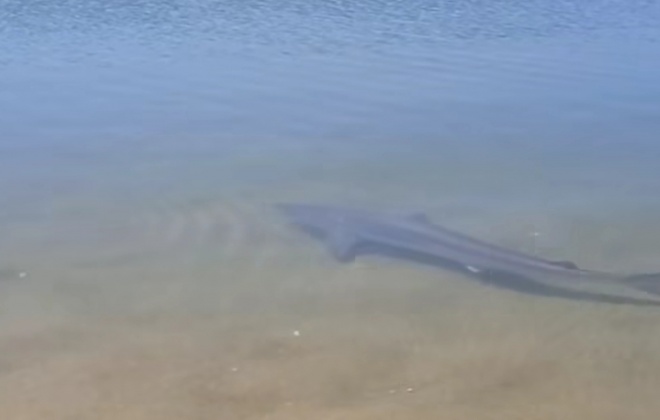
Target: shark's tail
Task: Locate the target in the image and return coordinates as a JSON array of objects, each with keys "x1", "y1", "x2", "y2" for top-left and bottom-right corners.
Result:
[{"x1": 622, "y1": 273, "x2": 660, "y2": 296}]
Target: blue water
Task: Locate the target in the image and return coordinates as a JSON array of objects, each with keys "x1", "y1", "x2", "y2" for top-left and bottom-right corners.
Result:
[{"x1": 2, "y1": 1, "x2": 660, "y2": 418}]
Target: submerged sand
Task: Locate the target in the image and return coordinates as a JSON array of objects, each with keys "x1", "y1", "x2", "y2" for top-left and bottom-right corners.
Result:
[{"x1": 2, "y1": 190, "x2": 660, "y2": 420}]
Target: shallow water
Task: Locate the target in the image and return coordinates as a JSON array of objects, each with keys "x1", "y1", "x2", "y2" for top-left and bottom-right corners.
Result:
[{"x1": 2, "y1": 1, "x2": 660, "y2": 418}]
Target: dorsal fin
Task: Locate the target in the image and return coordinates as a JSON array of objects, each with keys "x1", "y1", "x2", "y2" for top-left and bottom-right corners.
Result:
[{"x1": 549, "y1": 260, "x2": 579, "y2": 270}]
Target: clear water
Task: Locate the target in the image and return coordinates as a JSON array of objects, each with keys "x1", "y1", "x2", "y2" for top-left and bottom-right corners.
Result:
[{"x1": 2, "y1": 1, "x2": 660, "y2": 418}]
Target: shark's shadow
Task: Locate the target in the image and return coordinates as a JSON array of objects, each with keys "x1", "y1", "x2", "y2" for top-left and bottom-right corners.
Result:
[{"x1": 349, "y1": 242, "x2": 660, "y2": 308}]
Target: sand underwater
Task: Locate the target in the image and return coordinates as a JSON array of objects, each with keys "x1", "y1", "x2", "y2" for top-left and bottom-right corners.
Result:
[{"x1": 3, "y1": 162, "x2": 660, "y2": 420}]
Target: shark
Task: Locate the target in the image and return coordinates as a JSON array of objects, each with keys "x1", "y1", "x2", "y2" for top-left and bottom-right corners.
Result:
[{"x1": 277, "y1": 203, "x2": 660, "y2": 307}]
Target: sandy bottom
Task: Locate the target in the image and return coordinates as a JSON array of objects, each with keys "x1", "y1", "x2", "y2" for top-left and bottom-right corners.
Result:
[{"x1": 2, "y1": 197, "x2": 660, "y2": 420}]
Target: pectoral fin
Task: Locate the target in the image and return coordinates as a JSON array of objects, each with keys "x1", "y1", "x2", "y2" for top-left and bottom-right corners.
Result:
[{"x1": 327, "y1": 229, "x2": 358, "y2": 262}]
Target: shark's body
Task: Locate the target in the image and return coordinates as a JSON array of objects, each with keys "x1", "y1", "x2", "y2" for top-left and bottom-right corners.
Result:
[{"x1": 278, "y1": 203, "x2": 660, "y2": 307}]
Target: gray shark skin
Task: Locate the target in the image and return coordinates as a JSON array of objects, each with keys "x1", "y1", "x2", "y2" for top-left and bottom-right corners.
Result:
[{"x1": 278, "y1": 203, "x2": 660, "y2": 307}]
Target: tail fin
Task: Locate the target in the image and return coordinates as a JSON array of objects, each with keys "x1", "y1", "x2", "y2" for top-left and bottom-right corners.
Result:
[{"x1": 623, "y1": 273, "x2": 660, "y2": 296}]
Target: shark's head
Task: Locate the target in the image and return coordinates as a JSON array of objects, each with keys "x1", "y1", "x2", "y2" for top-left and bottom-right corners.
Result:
[
  {"x1": 276, "y1": 203, "x2": 350, "y2": 237},
  {"x1": 277, "y1": 203, "x2": 364, "y2": 262}
]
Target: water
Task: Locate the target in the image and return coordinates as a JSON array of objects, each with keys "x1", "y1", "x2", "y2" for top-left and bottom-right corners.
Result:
[{"x1": 2, "y1": 1, "x2": 660, "y2": 418}]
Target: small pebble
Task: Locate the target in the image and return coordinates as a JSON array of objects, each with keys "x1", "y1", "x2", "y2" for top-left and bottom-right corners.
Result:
[
  {"x1": 292, "y1": 330, "x2": 301, "y2": 337},
  {"x1": 230, "y1": 367, "x2": 239, "y2": 372},
  {"x1": 406, "y1": 388, "x2": 414, "y2": 393},
  {"x1": 19, "y1": 272, "x2": 27, "y2": 279}
]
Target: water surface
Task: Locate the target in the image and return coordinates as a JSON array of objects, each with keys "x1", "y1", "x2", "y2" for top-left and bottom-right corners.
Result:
[{"x1": 2, "y1": 1, "x2": 660, "y2": 418}]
